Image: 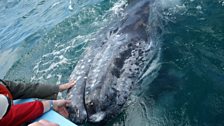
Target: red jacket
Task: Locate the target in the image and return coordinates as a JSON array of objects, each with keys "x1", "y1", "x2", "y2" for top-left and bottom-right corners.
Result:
[{"x1": 0, "y1": 83, "x2": 44, "y2": 126}]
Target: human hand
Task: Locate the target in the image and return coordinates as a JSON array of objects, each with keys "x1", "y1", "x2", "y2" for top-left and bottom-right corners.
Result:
[
  {"x1": 53, "y1": 99, "x2": 71, "y2": 118},
  {"x1": 28, "y1": 120, "x2": 59, "y2": 126},
  {"x1": 59, "y1": 80, "x2": 76, "y2": 92}
]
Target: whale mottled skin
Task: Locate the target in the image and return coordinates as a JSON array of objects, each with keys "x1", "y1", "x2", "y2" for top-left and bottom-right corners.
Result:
[{"x1": 67, "y1": 0, "x2": 160, "y2": 124}]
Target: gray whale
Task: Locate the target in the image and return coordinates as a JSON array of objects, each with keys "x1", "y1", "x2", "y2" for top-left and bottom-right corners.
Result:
[{"x1": 67, "y1": 0, "x2": 161, "y2": 124}]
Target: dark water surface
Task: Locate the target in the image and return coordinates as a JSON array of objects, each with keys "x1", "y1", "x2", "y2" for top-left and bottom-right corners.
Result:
[{"x1": 0, "y1": 0, "x2": 224, "y2": 125}]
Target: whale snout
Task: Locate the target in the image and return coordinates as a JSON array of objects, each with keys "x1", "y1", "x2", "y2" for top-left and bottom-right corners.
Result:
[{"x1": 89, "y1": 111, "x2": 106, "y2": 123}]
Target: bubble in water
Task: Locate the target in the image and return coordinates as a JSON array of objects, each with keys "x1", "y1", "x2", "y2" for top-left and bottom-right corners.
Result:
[{"x1": 219, "y1": 0, "x2": 224, "y2": 6}]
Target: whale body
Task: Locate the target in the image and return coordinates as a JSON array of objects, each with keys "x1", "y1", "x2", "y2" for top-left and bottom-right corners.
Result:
[{"x1": 67, "y1": 0, "x2": 161, "y2": 124}]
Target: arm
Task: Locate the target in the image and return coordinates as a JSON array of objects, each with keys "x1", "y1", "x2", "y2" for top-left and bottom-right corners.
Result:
[
  {"x1": 28, "y1": 99, "x2": 71, "y2": 126},
  {"x1": 1, "y1": 80, "x2": 59, "y2": 99},
  {"x1": 0, "y1": 101, "x2": 44, "y2": 126}
]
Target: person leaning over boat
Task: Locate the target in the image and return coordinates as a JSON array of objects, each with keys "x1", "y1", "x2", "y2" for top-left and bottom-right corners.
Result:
[{"x1": 0, "y1": 79, "x2": 75, "y2": 126}]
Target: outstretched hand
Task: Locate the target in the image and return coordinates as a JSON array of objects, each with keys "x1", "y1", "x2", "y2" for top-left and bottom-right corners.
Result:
[
  {"x1": 53, "y1": 100, "x2": 71, "y2": 118},
  {"x1": 59, "y1": 80, "x2": 76, "y2": 92}
]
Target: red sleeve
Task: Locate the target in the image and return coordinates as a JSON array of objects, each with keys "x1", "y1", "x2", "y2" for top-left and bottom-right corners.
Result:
[{"x1": 0, "y1": 101, "x2": 44, "y2": 126}]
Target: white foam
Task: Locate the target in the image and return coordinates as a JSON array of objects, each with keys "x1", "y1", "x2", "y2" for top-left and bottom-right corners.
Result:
[
  {"x1": 50, "y1": 2, "x2": 61, "y2": 9},
  {"x1": 56, "y1": 74, "x2": 62, "y2": 84},
  {"x1": 68, "y1": 0, "x2": 74, "y2": 10},
  {"x1": 139, "y1": 43, "x2": 161, "y2": 82},
  {"x1": 31, "y1": 34, "x2": 91, "y2": 82},
  {"x1": 196, "y1": 5, "x2": 202, "y2": 10},
  {"x1": 158, "y1": 0, "x2": 182, "y2": 9},
  {"x1": 110, "y1": 0, "x2": 127, "y2": 16},
  {"x1": 46, "y1": 74, "x2": 52, "y2": 79}
]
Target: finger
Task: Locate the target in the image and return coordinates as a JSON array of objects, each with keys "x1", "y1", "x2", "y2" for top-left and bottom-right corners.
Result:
[
  {"x1": 64, "y1": 100, "x2": 72, "y2": 107},
  {"x1": 67, "y1": 81, "x2": 76, "y2": 90},
  {"x1": 65, "y1": 100, "x2": 71, "y2": 104},
  {"x1": 57, "y1": 107, "x2": 69, "y2": 118},
  {"x1": 66, "y1": 101, "x2": 72, "y2": 106},
  {"x1": 57, "y1": 100, "x2": 71, "y2": 107},
  {"x1": 69, "y1": 80, "x2": 76, "y2": 85},
  {"x1": 39, "y1": 120, "x2": 59, "y2": 126},
  {"x1": 28, "y1": 122, "x2": 43, "y2": 126},
  {"x1": 69, "y1": 83, "x2": 75, "y2": 88},
  {"x1": 70, "y1": 80, "x2": 76, "y2": 83}
]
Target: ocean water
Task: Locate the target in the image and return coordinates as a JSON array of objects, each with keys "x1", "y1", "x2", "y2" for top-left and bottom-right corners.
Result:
[{"x1": 0, "y1": 0, "x2": 224, "y2": 126}]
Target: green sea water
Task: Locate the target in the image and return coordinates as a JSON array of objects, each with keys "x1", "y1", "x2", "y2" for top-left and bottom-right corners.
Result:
[{"x1": 0, "y1": 0, "x2": 224, "y2": 125}]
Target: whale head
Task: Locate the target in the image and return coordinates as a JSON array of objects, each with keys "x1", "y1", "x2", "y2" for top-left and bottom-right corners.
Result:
[{"x1": 84, "y1": 0, "x2": 153, "y2": 123}]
